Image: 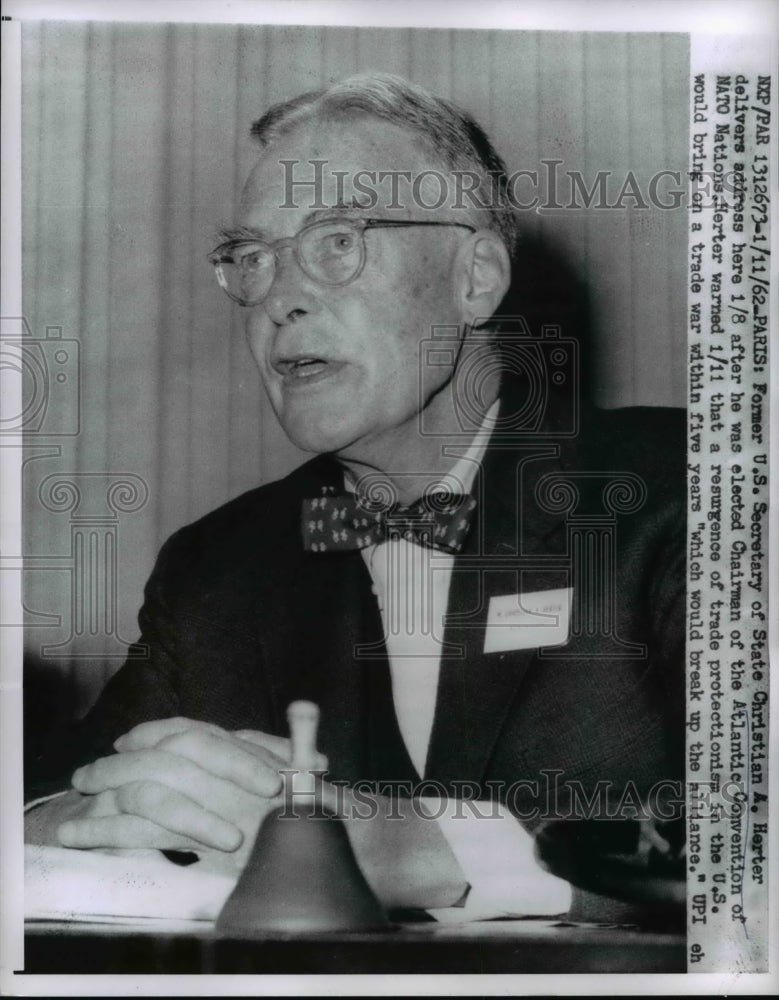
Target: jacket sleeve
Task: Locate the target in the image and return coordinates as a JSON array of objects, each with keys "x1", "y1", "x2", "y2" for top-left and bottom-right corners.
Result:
[{"x1": 25, "y1": 532, "x2": 186, "y2": 802}]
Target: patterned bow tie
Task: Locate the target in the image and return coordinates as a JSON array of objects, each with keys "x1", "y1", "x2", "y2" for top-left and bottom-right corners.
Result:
[{"x1": 301, "y1": 488, "x2": 477, "y2": 554}]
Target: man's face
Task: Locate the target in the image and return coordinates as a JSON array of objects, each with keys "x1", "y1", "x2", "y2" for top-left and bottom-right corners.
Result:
[{"x1": 237, "y1": 116, "x2": 469, "y2": 467}]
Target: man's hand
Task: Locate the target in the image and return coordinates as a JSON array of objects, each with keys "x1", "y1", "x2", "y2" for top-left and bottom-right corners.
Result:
[
  {"x1": 50, "y1": 718, "x2": 304, "y2": 874},
  {"x1": 26, "y1": 716, "x2": 465, "y2": 908}
]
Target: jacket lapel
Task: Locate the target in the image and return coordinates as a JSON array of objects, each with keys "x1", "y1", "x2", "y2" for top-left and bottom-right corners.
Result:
[{"x1": 425, "y1": 408, "x2": 575, "y2": 789}]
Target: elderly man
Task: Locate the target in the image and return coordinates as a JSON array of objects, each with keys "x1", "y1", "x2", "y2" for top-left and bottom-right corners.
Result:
[{"x1": 26, "y1": 74, "x2": 685, "y2": 919}]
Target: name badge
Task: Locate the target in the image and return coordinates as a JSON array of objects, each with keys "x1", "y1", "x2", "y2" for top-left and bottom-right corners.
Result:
[{"x1": 484, "y1": 587, "x2": 573, "y2": 654}]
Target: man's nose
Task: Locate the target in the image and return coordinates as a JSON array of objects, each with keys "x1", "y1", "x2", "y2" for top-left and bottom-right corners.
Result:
[{"x1": 261, "y1": 246, "x2": 314, "y2": 325}]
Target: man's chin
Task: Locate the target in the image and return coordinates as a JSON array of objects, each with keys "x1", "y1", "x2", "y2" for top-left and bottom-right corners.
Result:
[{"x1": 279, "y1": 416, "x2": 360, "y2": 457}]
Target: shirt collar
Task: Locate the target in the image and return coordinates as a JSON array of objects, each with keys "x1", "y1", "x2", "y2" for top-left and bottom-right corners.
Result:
[
  {"x1": 343, "y1": 399, "x2": 500, "y2": 498},
  {"x1": 430, "y1": 399, "x2": 500, "y2": 495}
]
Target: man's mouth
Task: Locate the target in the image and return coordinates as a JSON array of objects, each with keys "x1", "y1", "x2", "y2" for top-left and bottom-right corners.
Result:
[
  {"x1": 289, "y1": 357, "x2": 328, "y2": 377},
  {"x1": 274, "y1": 356, "x2": 345, "y2": 385}
]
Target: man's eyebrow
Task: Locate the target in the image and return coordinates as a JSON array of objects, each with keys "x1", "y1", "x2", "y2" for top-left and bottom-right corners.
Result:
[
  {"x1": 303, "y1": 201, "x2": 371, "y2": 224},
  {"x1": 214, "y1": 224, "x2": 269, "y2": 244},
  {"x1": 215, "y1": 202, "x2": 369, "y2": 244}
]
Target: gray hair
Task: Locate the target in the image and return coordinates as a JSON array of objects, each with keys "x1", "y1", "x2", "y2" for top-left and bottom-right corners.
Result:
[{"x1": 250, "y1": 73, "x2": 519, "y2": 257}]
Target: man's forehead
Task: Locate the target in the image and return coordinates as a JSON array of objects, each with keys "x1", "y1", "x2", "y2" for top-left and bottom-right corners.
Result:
[
  {"x1": 239, "y1": 115, "x2": 447, "y2": 222},
  {"x1": 253, "y1": 113, "x2": 431, "y2": 165}
]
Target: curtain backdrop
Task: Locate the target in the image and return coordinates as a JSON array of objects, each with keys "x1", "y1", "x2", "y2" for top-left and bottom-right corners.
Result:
[{"x1": 21, "y1": 22, "x2": 689, "y2": 714}]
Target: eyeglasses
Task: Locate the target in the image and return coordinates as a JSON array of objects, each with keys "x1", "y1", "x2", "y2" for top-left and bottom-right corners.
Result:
[{"x1": 208, "y1": 216, "x2": 476, "y2": 306}]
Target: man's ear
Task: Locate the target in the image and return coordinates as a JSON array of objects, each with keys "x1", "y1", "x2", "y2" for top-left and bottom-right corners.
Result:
[{"x1": 455, "y1": 230, "x2": 512, "y2": 328}]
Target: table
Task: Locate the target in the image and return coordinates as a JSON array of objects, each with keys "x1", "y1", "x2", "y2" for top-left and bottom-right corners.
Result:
[{"x1": 24, "y1": 918, "x2": 686, "y2": 974}]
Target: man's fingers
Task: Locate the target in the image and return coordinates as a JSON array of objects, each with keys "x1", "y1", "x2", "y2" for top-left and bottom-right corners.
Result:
[
  {"x1": 115, "y1": 718, "x2": 290, "y2": 778},
  {"x1": 62, "y1": 778, "x2": 244, "y2": 851},
  {"x1": 104, "y1": 733, "x2": 283, "y2": 800},
  {"x1": 233, "y1": 730, "x2": 290, "y2": 756},
  {"x1": 156, "y1": 730, "x2": 283, "y2": 797},
  {"x1": 72, "y1": 748, "x2": 280, "y2": 821},
  {"x1": 114, "y1": 717, "x2": 226, "y2": 752},
  {"x1": 57, "y1": 811, "x2": 227, "y2": 852},
  {"x1": 230, "y1": 737, "x2": 289, "y2": 770},
  {"x1": 115, "y1": 780, "x2": 242, "y2": 850},
  {"x1": 235, "y1": 730, "x2": 328, "y2": 771}
]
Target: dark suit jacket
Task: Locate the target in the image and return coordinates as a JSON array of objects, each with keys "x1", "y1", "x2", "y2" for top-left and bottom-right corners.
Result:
[{"x1": 29, "y1": 394, "x2": 686, "y2": 830}]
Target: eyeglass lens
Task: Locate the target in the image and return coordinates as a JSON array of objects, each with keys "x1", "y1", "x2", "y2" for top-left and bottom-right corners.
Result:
[{"x1": 216, "y1": 220, "x2": 365, "y2": 304}]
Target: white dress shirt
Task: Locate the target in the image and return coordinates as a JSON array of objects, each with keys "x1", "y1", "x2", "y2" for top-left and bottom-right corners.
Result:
[{"x1": 352, "y1": 402, "x2": 571, "y2": 920}]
